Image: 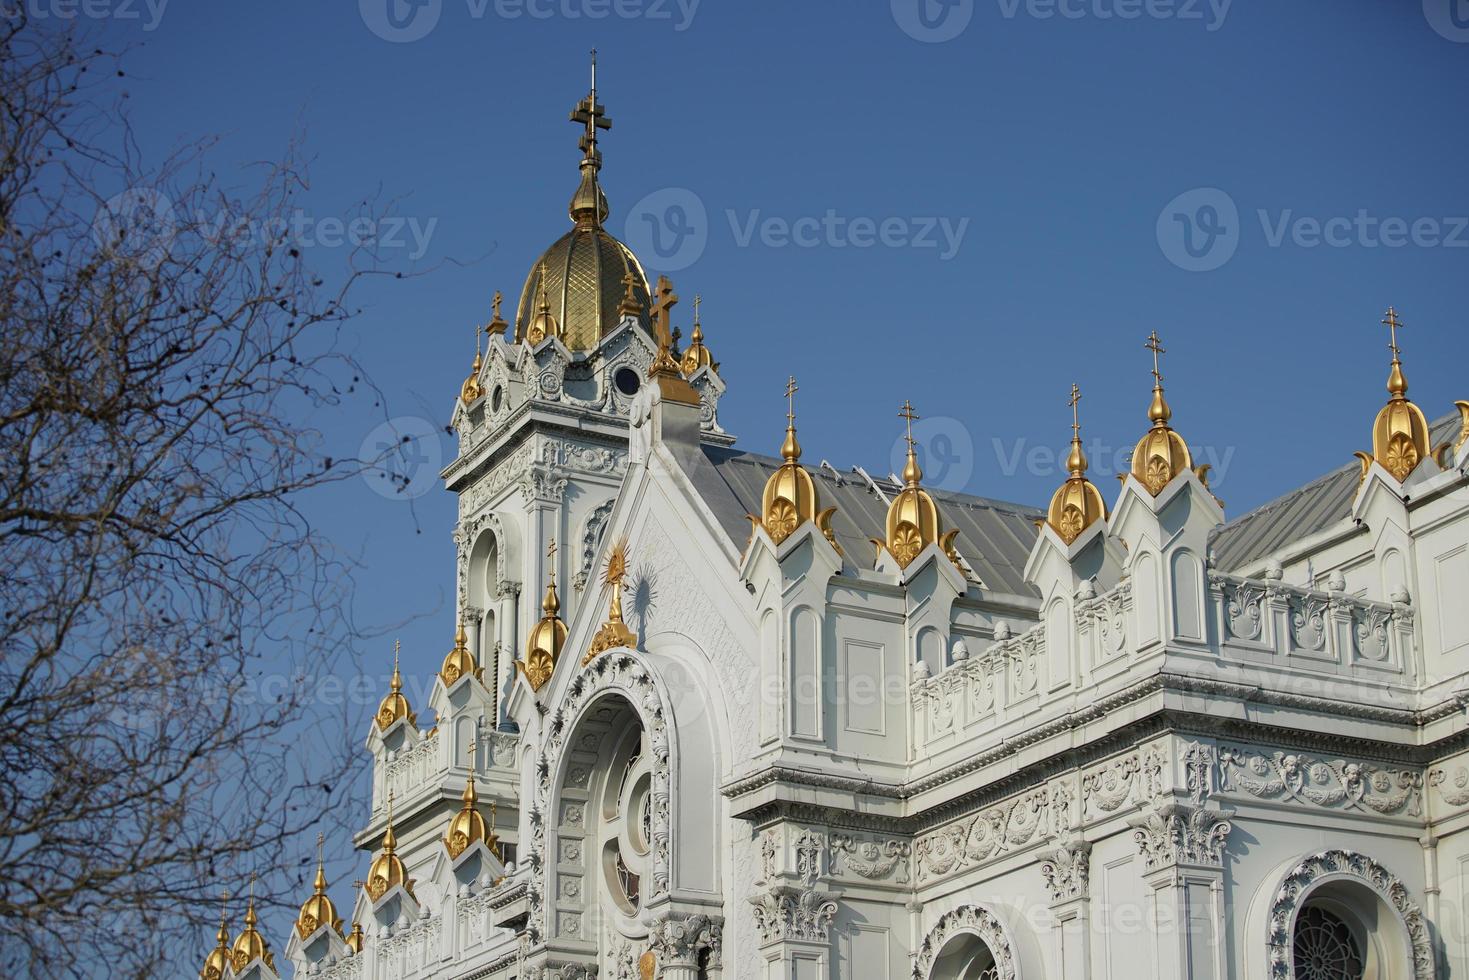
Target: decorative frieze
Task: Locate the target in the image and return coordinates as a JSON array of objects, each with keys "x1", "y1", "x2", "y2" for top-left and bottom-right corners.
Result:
[
  {"x1": 915, "y1": 782, "x2": 1071, "y2": 883},
  {"x1": 1081, "y1": 748, "x2": 1163, "y2": 819},
  {"x1": 1429, "y1": 765, "x2": 1469, "y2": 807},
  {"x1": 1216, "y1": 746, "x2": 1422, "y2": 817},
  {"x1": 830, "y1": 834, "x2": 911, "y2": 884}
]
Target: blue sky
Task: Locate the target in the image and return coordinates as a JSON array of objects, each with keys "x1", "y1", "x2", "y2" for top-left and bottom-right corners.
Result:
[{"x1": 75, "y1": 0, "x2": 1467, "y2": 917}]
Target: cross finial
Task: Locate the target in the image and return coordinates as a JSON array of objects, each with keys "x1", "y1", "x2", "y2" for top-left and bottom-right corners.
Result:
[
  {"x1": 1145, "y1": 331, "x2": 1166, "y2": 387},
  {"x1": 571, "y1": 49, "x2": 611, "y2": 160},
  {"x1": 1069, "y1": 383, "x2": 1082, "y2": 437},
  {"x1": 491, "y1": 290, "x2": 503, "y2": 322},
  {"x1": 546, "y1": 536, "x2": 558, "y2": 586},
  {"x1": 692, "y1": 294, "x2": 702, "y2": 328},
  {"x1": 649, "y1": 276, "x2": 679, "y2": 349},
  {"x1": 899, "y1": 400, "x2": 920, "y2": 453},
  {"x1": 465, "y1": 731, "x2": 479, "y2": 767},
  {"x1": 1383, "y1": 306, "x2": 1404, "y2": 360},
  {"x1": 785, "y1": 376, "x2": 798, "y2": 426}
]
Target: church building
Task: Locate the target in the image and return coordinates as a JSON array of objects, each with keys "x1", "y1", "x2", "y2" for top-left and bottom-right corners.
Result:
[{"x1": 203, "y1": 70, "x2": 1469, "y2": 980}]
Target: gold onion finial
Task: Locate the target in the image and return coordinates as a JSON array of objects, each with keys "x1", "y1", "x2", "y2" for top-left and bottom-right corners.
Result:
[
  {"x1": 375, "y1": 640, "x2": 416, "y2": 732},
  {"x1": 1359, "y1": 306, "x2": 1432, "y2": 484},
  {"x1": 586, "y1": 536, "x2": 637, "y2": 663},
  {"x1": 882, "y1": 401, "x2": 959, "y2": 569},
  {"x1": 527, "y1": 260, "x2": 562, "y2": 346},
  {"x1": 748, "y1": 376, "x2": 840, "y2": 553},
  {"x1": 1046, "y1": 384, "x2": 1107, "y2": 544},
  {"x1": 441, "y1": 618, "x2": 482, "y2": 687},
  {"x1": 1129, "y1": 332, "x2": 1195, "y2": 496},
  {"x1": 200, "y1": 893, "x2": 232, "y2": 980},
  {"x1": 518, "y1": 538, "x2": 567, "y2": 692},
  {"x1": 296, "y1": 833, "x2": 344, "y2": 939},
  {"x1": 446, "y1": 740, "x2": 494, "y2": 859},
  {"x1": 230, "y1": 875, "x2": 276, "y2": 972},
  {"x1": 366, "y1": 791, "x2": 412, "y2": 902},
  {"x1": 680, "y1": 294, "x2": 718, "y2": 376},
  {"x1": 461, "y1": 322, "x2": 484, "y2": 403}
]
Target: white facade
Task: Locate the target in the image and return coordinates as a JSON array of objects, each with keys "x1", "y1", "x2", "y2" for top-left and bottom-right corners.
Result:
[{"x1": 262, "y1": 86, "x2": 1469, "y2": 980}]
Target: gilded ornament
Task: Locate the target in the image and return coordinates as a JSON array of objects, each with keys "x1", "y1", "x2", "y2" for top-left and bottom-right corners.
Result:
[
  {"x1": 1046, "y1": 384, "x2": 1107, "y2": 543},
  {"x1": 375, "y1": 641, "x2": 416, "y2": 732},
  {"x1": 440, "y1": 618, "x2": 482, "y2": 687},
  {"x1": 645, "y1": 275, "x2": 701, "y2": 405},
  {"x1": 230, "y1": 877, "x2": 276, "y2": 972},
  {"x1": 199, "y1": 898, "x2": 232, "y2": 980},
  {"x1": 517, "y1": 539, "x2": 567, "y2": 693},
  {"x1": 1361, "y1": 308, "x2": 1433, "y2": 484},
  {"x1": 679, "y1": 294, "x2": 719, "y2": 376},
  {"x1": 1128, "y1": 332, "x2": 1193, "y2": 496},
  {"x1": 445, "y1": 740, "x2": 498, "y2": 860},
  {"x1": 525, "y1": 259, "x2": 562, "y2": 346},
  {"x1": 486, "y1": 289, "x2": 508, "y2": 336},
  {"x1": 345, "y1": 922, "x2": 364, "y2": 954},
  {"x1": 460, "y1": 322, "x2": 484, "y2": 403},
  {"x1": 295, "y1": 834, "x2": 344, "y2": 940},
  {"x1": 882, "y1": 401, "x2": 954, "y2": 570},
  {"x1": 747, "y1": 377, "x2": 841, "y2": 554},
  {"x1": 585, "y1": 536, "x2": 637, "y2": 664},
  {"x1": 366, "y1": 791, "x2": 413, "y2": 902}
]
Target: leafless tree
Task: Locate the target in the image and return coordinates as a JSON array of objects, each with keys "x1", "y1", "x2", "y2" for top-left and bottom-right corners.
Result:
[{"x1": 0, "y1": 15, "x2": 397, "y2": 978}]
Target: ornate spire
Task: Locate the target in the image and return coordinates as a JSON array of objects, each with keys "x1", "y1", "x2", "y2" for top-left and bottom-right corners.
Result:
[
  {"x1": 296, "y1": 833, "x2": 344, "y2": 939},
  {"x1": 568, "y1": 49, "x2": 611, "y2": 227},
  {"x1": 680, "y1": 294, "x2": 717, "y2": 376},
  {"x1": 1129, "y1": 331, "x2": 1194, "y2": 495},
  {"x1": 366, "y1": 791, "x2": 412, "y2": 902},
  {"x1": 586, "y1": 536, "x2": 637, "y2": 663},
  {"x1": 1360, "y1": 306, "x2": 1432, "y2": 483},
  {"x1": 1046, "y1": 384, "x2": 1107, "y2": 544},
  {"x1": 440, "y1": 618, "x2": 482, "y2": 687},
  {"x1": 517, "y1": 538, "x2": 567, "y2": 692},
  {"x1": 230, "y1": 875, "x2": 276, "y2": 972},
  {"x1": 486, "y1": 290, "x2": 508, "y2": 337},
  {"x1": 883, "y1": 400, "x2": 955, "y2": 567},
  {"x1": 445, "y1": 739, "x2": 496, "y2": 859},
  {"x1": 749, "y1": 376, "x2": 839, "y2": 552},
  {"x1": 460, "y1": 322, "x2": 484, "y2": 403},
  {"x1": 375, "y1": 641, "x2": 416, "y2": 732},
  {"x1": 199, "y1": 894, "x2": 232, "y2": 980},
  {"x1": 526, "y1": 260, "x2": 562, "y2": 346}
]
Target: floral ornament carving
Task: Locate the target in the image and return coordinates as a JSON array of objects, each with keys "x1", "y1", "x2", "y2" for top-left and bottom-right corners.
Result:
[
  {"x1": 649, "y1": 912, "x2": 722, "y2": 969},
  {"x1": 1353, "y1": 606, "x2": 1393, "y2": 662},
  {"x1": 1217, "y1": 748, "x2": 1422, "y2": 817},
  {"x1": 1290, "y1": 595, "x2": 1329, "y2": 652},
  {"x1": 1040, "y1": 840, "x2": 1092, "y2": 904},
  {"x1": 749, "y1": 885, "x2": 838, "y2": 946},
  {"x1": 911, "y1": 905, "x2": 1016, "y2": 980},
  {"x1": 794, "y1": 829, "x2": 824, "y2": 884},
  {"x1": 1182, "y1": 742, "x2": 1217, "y2": 804},
  {"x1": 1082, "y1": 749, "x2": 1163, "y2": 817},
  {"x1": 830, "y1": 835, "x2": 911, "y2": 883},
  {"x1": 916, "y1": 785, "x2": 1067, "y2": 883},
  {"x1": 1429, "y1": 766, "x2": 1469, "y2": 808},
  {"x1": 1130, "y1": 802, "x2": 1231, "y2": 872},
  {"x1": 1265, "y1": 850, "x2": 1433, "y2": 980},
  {"x1": 1225, "y1": 581, "x2": 1266, "y2": 641}
]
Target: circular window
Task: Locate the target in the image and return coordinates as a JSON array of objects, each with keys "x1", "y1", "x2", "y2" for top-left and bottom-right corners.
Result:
[
  {"x1": 1293, "y1": 906, "x2": 1365, "y2": 980},
  {"x1": 614, "y1": 367, "x2": 641, "y2": 396},
  {"x1": 491, "y1": 386, "x2": 504, "y2": 412}
]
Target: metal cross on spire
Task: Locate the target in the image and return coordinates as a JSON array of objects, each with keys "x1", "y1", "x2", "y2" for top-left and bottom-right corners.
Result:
[
  {"x1": 785, "y1": 376, "x2": 798, "y2": 426},
  {"x1": 1069, "y1": 382, "x2": 1082, "y2": 437},
  {"x1": 899, "y1": 400, "x2": 920, "y2": 452},
  {"x1": 570, "y1": 48, "x2": 611, "y2": 160},
  {"x1": 1145, "y1": 331, "x2": 1166, "y2": 386},
  {"x1": 1383, "y1": 306, "x2": 1404, "y2": 360}
]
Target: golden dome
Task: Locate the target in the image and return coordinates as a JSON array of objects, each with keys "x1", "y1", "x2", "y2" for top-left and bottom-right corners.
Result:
[
  {"x1": 885, "y1": 401, "x2": 956, "y2": 569},
  {"x1": 375, "y1": 643, "x2": 417, "y2": 732},
  {"x1": 1047, "y1": 384, "x2": 1108, "y2": 544},
  {"x1": 200, "y1": 907, "x2": 232, "y2": 980},
  {"x1": 440, "y1": 619, "x2": 482, "y2": 687},
  {"x1": 230, "y1": 887, "x2": 275, "y2": 972},
  {"x1": 366, "y1": 792, "x2": 412, "y2": 903},
  {"x1": 1365, "y1": 307, "x2": 1431, "y2": 483},
  {"x1": 295, "y1": 835, "x2": 344, "y2": 940},
  {"x1": 517, "y1": 543, "x2": 567, "y2": 693},
  {"x1": 514, "y1": 67, "x2": 652, "y2": 352},
  {"x1": 1130, "y1": 332, "x2": 1193, "y2": 495},
  {"x1": 680, "y1": 296, "x2": 718, "y2": 376},
  {"x1": 750, "y1": 377, "x2": 838, "y2": 552},
  {"x1": 444, "y1": 775, "x2": 497, "y2": 860}
]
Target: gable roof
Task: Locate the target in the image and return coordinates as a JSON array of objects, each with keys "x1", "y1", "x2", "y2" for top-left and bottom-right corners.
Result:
[{"x1": 696, "y1": 446, "x2": 1045, "y2": 597}]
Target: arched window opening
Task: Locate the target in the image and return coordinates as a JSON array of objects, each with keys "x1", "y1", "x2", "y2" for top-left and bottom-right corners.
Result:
[
  {"x1": 1293, "y1": 904, "x2": 1366, "y2": 980},
  {"x1": 930, "y1": 933, "x2": 999, "y2": 980}
]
